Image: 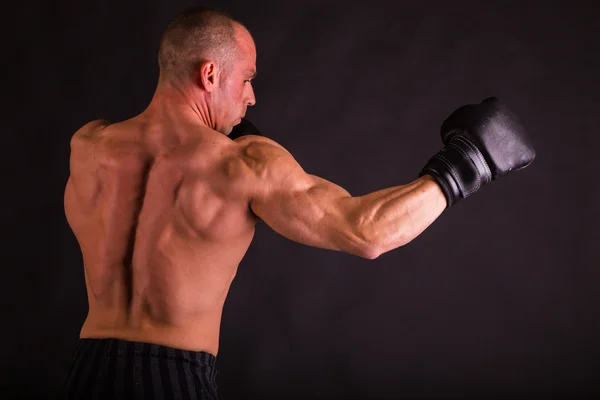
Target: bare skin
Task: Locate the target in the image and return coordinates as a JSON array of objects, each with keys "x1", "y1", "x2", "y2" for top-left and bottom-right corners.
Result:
[{"x1": 64, "y1": 24, "x2": 446, "y2": 356}]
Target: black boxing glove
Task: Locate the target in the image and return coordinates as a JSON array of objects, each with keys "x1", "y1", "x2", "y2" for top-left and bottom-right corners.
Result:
[
  {"x1": 420, "y1": 97, "x2": 535, "y2": 207},
  {"x1": 229, "y1": 118, "x2": 262, "y2": 140}
]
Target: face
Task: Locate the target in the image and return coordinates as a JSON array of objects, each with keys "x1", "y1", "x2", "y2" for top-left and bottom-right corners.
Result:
[{"x1": 215, "y1": 25, "x2": 257, "y2": 135}]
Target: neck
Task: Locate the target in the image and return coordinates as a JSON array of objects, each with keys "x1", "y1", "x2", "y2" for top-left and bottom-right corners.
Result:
[{"x1": 144, "y1": 81, "x2": 215, "y2": 129}]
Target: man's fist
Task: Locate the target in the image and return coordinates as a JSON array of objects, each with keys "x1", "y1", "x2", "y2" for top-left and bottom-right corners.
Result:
[{"x1": 420, "y1": 97, "x2": 536, "y2": 207}]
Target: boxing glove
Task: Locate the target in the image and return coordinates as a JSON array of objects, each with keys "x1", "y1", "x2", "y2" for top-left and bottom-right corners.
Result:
[
  {"x1": 420, "y1": 97, "x2": 535, "y2": 207},
  {"x1": 229, "y1": 118, "x2": 261, "y2": 140}
]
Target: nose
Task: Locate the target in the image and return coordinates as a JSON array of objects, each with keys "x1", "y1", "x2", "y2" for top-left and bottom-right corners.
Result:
[{"x1": 246, "y1": 84, "x2": 256, "y2": 107}]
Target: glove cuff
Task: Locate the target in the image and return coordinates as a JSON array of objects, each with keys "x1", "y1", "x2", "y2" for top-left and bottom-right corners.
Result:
[{"x1": 420, "y1": 135, "x2": 492, "y2": 207}]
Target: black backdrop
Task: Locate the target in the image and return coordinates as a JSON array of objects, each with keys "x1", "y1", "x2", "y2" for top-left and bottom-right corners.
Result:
[{"x1": 3, "y1": 1, "x2": 599, "y2": 399}]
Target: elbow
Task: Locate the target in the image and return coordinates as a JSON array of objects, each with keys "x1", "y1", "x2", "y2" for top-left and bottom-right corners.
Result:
[
  {"x1": 352, "y1": 228, "x2": 413, "y2": 260},
  {"x1": 345, "y1": 203, "x2": 414, "y2": 260},
  {"x1": 351, "y1": 232, "x2": 384, "y2": 260},
  {"x1": 341, "y1": 233, "x2": 381, "y2": 260},
  {"x1": 359, "y1": 245, "x2": 382, "y2": 260}
]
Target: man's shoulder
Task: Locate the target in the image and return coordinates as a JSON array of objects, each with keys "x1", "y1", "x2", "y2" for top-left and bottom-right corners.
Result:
[
  {"x1": 233, "y1": 134, "x2": 292, "y2": 162},
  {"x1": 71, "y1": 119, "x2": 111, "y2": 145},
  {"x1": 228, "y1": 135, "x2": 301, "y2": 191}
]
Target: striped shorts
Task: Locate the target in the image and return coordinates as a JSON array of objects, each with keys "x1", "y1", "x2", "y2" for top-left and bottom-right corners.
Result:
[{"x1": 57, "y1": 338, "x2": 220, "y2": 400}]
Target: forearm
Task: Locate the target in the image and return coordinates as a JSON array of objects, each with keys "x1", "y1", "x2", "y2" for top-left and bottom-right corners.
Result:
[{"x1": 351, "y1": 175, "x2": 446, "y2": 258}]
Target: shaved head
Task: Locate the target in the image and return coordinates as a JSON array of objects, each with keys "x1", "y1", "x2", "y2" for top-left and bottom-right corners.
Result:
[
  {"x1": 158, "y1": 6, "x2": 248, "y2": 84},
  {"x1": 155, "y1": 6, "x2": 257, "y2": 134}
]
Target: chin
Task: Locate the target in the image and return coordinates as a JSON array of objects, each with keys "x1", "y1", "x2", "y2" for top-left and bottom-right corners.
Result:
[
  {"x1": 224, "y1": 125, "x2": 235, "y2": 136},
  {"x1": 229, "y1": 119, "x2": 240, "y2": 129}
]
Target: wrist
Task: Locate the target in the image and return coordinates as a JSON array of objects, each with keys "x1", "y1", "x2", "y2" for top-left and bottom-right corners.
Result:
[
  {"x1": 420, "y1": 135, "x2": 492, "y2": 208},
  {"x1": 420, "y1": 174, "x2": 449, "y2": 209}
]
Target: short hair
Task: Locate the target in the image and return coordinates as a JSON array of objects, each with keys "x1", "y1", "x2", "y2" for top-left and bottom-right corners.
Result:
[{"x1": 158, "y1": 6, "x2": 242, "y2": 83}]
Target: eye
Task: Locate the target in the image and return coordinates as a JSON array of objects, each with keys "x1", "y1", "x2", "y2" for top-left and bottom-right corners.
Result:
[{"x1": 244, "y1": 79, "x2": 252, "y2": 84}]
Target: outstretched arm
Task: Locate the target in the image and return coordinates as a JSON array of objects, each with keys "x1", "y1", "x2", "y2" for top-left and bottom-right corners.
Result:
[
  {"x1": 239, "y1": 136, "x2": 446, "y2": 259},
  {"x1": 236, "y1": 96, "x2": 535, "y2": 259}
]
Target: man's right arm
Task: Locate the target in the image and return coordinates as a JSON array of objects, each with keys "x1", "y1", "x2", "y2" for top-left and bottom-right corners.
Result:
[
  {"x1": 238, "y1": 136, "x2": 447, "y2": 259},
  {"x1": 235, "y1": 98, "x2": 534, "y2": 259}
]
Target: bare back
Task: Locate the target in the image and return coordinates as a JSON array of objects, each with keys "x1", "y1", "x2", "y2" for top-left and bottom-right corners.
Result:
[
  {"x1": 65, "y1": 113, "x2": 447, "y2": 356},
  {"x1": 64, "y1": 118, "x2": 260, "y2": 354}
]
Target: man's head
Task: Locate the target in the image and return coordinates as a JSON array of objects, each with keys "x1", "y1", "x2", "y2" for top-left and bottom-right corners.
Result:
[{"x1": 158, "y1": 6, "x2": 256, "y2": 134}]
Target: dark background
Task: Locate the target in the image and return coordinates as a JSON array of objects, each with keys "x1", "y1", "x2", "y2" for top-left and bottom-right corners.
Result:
[{"x1": 3, "y1": 0, "x2": 599, "y2": 399}]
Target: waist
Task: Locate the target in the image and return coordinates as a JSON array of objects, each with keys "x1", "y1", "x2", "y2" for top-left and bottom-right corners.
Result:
[
  {"x1": 80, "y1": 310, "x2": 223, "y2": 355},
  {"x1": 73, "y1": 337, "x2": 217, "y2": 364}
]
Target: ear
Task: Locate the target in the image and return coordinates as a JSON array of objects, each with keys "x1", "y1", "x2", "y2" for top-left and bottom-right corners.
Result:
[{"x1": 196, "y1": 61, "x2": 218, "y2": 92}]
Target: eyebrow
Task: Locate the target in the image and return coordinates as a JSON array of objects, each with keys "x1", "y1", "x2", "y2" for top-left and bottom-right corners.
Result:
[{"x1": 247, "y1": 70, "x2": 257, "y2": 79}]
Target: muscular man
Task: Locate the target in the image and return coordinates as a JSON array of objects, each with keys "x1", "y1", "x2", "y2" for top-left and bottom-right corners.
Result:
[{"x1": 58, "y1": 6, "x2": 535, "y2": 400}]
